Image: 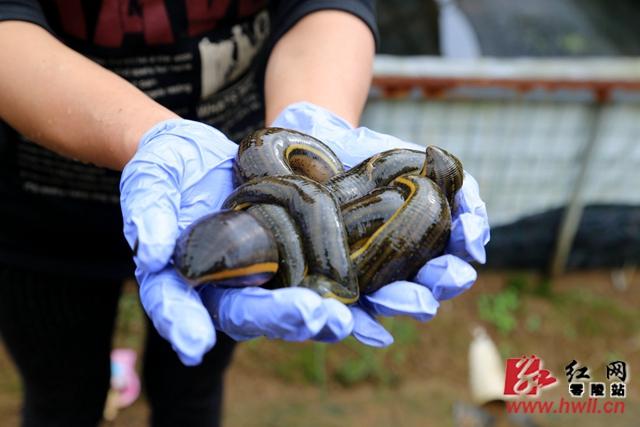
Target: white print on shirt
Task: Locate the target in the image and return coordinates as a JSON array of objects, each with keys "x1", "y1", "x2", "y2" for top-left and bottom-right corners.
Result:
[{"x1": 199, "y1": 10, "x2": 270, "y2": 99}]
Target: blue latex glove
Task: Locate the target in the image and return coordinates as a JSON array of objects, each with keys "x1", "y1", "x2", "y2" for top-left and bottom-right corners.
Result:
[
  {"x1": 120, "y1": 119, "x2": 354, "y2": 365},
  {"x1": 273, "y1": 102, "x2": 490, "y2": 346}
]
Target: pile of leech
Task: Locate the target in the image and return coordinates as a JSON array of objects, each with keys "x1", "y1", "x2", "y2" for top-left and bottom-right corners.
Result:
[{"x1": 173, "y1": 128, "x2": 464, "y2": 304}]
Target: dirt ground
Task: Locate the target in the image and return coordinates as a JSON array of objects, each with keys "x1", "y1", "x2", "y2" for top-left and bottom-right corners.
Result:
[{"x1": 1, "y1": 269, "x2": 639, "y2": 427}]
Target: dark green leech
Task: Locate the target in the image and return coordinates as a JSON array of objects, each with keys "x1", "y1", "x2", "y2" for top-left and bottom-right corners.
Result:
[
  {"x1": 325, "y1": 149, "x2": 425, "y2": 205},
  {"x1": 247, "y1": 204, "x2": 306, "y2": 287},
  {"x1": 223, "y1": 175, "x2": 359, "y2": 304},
  {"x1": 235, "y1": 127, "x2": 345, "y2": 289},
  {"x1": 341, "y1": 186, "x2": 406, "y2": 249},
  {"x1": 235, "y1": 127, "x2": 344, "y2": 183},
  {"x1": 173, "y1": 210, "x2": 279, "y2": 286},
  {"x1": 350, "y1": 175, "x2": 451, "y2": 294},
  {"x1": 420, "y1": 145, "x2": 464, "y2": 208}
]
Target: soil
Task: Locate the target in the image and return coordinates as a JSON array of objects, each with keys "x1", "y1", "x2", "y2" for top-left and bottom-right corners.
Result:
[{"x1": 1, "y1": 270, "x2": 639, "y2": 426}]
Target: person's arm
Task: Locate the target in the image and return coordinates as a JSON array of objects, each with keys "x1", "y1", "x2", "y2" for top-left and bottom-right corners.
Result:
[
  {"x1": 267, "y1": 5, "x2": 488, "y2": 347},
  {"x1": 264, "y1": 9, "x2": 375, "y2": 127},
  {"x1": 0, "y1": 21, "x2": 177, "y2": 170}
]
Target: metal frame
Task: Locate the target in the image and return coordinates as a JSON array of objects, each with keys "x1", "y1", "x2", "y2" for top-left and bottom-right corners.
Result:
[{"x1": 369, "y1": 56, "x2": 640, "y2": 275}]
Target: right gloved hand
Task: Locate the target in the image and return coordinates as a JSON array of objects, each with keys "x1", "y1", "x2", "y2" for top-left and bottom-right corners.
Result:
[
  {"x1": 120, "y1": 119, "x2": 354, "y2": 365},
  {"x1": 273, "y1": 102, "x2": 490, "y2": 347}
]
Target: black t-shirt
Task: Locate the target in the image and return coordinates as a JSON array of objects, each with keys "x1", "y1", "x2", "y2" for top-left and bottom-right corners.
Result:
[{"x1": 0, "y1": 0, "x2": 377, "y2": 280}]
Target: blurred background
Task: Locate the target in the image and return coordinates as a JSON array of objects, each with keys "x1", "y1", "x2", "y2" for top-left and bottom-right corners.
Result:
[{"x1": 1, "y1": 0, "x2": 639, "y2": 426}]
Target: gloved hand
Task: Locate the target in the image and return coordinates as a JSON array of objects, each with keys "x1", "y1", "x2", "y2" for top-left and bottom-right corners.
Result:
[
  {"x1": 273, "y1": 102, "x2": 490, "y2": 346},
  {"x1": 120, "y1": 119, "x2": 354, "y2": 365}
]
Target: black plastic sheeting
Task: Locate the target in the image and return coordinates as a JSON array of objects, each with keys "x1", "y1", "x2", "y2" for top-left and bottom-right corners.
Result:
[
  {"x1": 457, "y1": 0, "x2": 640, "y2": 56},
  {"x1": 485, "y1": 205, "x2": 640, "y2": 271},
  {"x1": 376, "y1": 0, "x2": 640, "y2": 57},
  {"x1": 377, "y1": 0, "x2": 441, "y2": 55}
]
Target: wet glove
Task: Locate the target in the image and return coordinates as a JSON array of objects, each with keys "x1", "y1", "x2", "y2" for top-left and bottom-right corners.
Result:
[
  {"x1": 120, "y1": 119, "x2": 354, "y2": 365},
  {"x1": 273, "y1": 102, "x2": 491, "y2": 346}
]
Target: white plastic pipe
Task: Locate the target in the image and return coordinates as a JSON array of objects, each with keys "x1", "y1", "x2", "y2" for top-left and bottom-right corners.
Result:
[{"x1": 436, "y1": 0, "x2": 481, "y2": 58}]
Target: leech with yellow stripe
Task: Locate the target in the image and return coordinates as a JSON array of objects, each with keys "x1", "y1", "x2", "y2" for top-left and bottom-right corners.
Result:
[{"x1": 173, "y1": 128, "x2": 464, "y2": 303}]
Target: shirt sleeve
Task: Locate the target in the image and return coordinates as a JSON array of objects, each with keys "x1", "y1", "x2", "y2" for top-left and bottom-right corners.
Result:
[
  {"x1": 0, "y1": 0, "x2": 51, "y2": 32},
  {"x1": 269, "y1": 0, "x2": 379, "y2": 49}
]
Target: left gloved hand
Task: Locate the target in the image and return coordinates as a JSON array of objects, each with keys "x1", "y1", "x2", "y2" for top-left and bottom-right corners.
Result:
[
  {"x1": 120, "y1": 119, "x2": 355, "y2": 366},
  {"x1": 273, "y1": 102, "x2": 490, "y2": 346}
]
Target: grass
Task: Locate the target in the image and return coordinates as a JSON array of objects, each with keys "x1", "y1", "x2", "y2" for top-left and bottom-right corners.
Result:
[
  {"x1": 476, "y1": 274, "x2": 530, "y2": 334},
  {"x1": 3, "y1": 271, "x2": 640, "y2": 426},
  {"x1": 267, "y1": 318, "x2": 420, "y2": 388}
]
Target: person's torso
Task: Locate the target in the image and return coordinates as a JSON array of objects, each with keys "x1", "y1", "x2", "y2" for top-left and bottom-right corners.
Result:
[{"x1": 0, "y1": 0, "x2": 273, "y2": 278}]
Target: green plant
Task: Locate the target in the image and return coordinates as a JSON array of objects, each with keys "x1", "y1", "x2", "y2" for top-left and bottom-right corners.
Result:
[
  {"x1": 114, "y1": 286, "x2": 145, "y2": 349},
  {"x1": 269, "y1": 318, "x2": 421, "y2": 388},
  {"x1": 533, "y1": 278, "x2": 553, "y2": 298},
  {"x1": 334, "y1": 318, "x2": 419, "y2": 387},
  {"x1": 334, "y1": 338, "x2": 392, "y2": 386},
  {"x1": 504, "y1": 273, "x2": 554, "y2": 299},
  {"x1": 505, "y1": 274, "x2": 528, "y2": 294},
  {"x1": 477, "y1": 287, "x2": 520, "y2": 334},
  {"x1": 475, "y1": 274, "x2": 554, "y2": 335},
  {"x1": 271, "y1": 342, "x2": 328, "y2": 385},
  {"x1": 303, "y1": 343, "x2": 328, "y2": 386}
]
